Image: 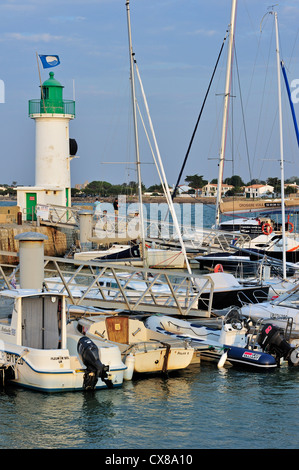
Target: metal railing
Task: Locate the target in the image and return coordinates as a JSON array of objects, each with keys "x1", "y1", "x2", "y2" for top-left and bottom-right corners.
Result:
[
  {"x1": 0, "y1": 253, "x2": 216, "y2": 317},
  {"x1": 28, "y1": 99, "x2": 75, "y2": 117}
]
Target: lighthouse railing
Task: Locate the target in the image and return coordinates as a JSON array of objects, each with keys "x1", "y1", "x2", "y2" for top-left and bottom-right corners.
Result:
[{"x1": 29, "y1": 99, "x2": 75, "y2": 117}]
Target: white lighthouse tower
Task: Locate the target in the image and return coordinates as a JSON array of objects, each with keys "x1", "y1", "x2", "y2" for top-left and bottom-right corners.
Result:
[{"x1": 17, "y1": 72, "x2": 77, "y2": 221}]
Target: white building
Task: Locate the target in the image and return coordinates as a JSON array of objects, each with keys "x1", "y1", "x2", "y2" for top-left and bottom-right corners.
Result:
[
  {"x1": 244, "y1": 184, "x2": 274, "y2": 198},
  {"x1": 201, "y1": 183, "x2": 234, "y2": 197}
]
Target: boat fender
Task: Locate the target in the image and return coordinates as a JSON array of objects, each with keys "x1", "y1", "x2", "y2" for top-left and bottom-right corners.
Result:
[
  {"x1": 214, "y1": 263, "x2": 224, "y2": 273},
  {"x1": 257, "y1": 324, "x2": 299, "y2": 366},
  {"x1": 262, "y1": 223, "x2": 273, "y2": 235},
  {"x1": 123, "y1": 354, "x2": 135, "y2": 381},
  {"x1": 217, "y1": 350, "x2": 228, "y2": 368},
  {"x1": 77, "y1": 336, "x2": 113, "y2": 389}
]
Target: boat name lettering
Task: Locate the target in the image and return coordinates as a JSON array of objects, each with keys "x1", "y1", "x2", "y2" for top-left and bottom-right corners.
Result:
[
  {"x1": 50, "y1": 356, "x2": 69, "y2": 361},
  {"x1": 0, "y1": 351, "x2": 23, "y2": 365},
  {"x1": 242, "y1": 351, "x2": 261, "y2": 361},
  {"x1": 0, "y1": 326, "x2": 14, "y2": 335},
  {"x1": 270, "y1": 313, "x2": 288, "y2": 319}
]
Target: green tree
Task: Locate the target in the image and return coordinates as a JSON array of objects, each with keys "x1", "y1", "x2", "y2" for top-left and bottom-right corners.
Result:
[
  {"x1": 224, "y1": 175, "x2": 244, "y2": 187},
  {"x1": 266, "y1": 177, "x2": 281, "y2": 193},
  {"x1": 185, "y1": 174, "x2": 207, "y2": 189},
  {"x1": 285, "y1": 185, "x2": 298, "y2": 194}
]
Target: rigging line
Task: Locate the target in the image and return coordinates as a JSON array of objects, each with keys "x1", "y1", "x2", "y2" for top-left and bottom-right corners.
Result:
[
  {"x1": 135, "y1": 100, "x2": 168, "y2": 195},
  {"x1": 171, "y1": 29, "x2": 229, "y2": 200},
  {"x1": 254, "y1": 17, "x2": 275, "y2": 177},
  {"x1": 234, "y1": 44, "x2": 252, "y2": 183},
  {"x1": 287, "y1": 27, "x2": 299, "y2": 70}
]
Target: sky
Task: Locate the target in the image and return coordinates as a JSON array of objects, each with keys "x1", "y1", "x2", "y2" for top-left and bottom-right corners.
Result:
[{"x1": 1, "y1": 0, "x2": 299, "y2": 189}]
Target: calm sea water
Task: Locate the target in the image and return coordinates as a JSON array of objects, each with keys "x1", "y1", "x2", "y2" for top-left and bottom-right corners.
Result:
[
  {"x1": 0, "y1": 364, "x2": 298, "y2": 450},
  {"x1": 1, "y1": 201, "x2": 298, "y2": 451}
]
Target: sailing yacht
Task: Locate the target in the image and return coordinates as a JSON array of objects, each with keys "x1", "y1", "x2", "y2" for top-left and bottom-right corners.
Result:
[
  {"x1": 197, "y1": 6, "x2": 299, "y2": 276},
  {"x1": 75, "y1": 0, "x2": 189, "y2": 270}
]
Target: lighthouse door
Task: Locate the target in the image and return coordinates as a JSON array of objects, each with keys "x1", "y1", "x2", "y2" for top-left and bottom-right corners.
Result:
[{"x1": 26, "y1": 193, "x2": 37, "y2": 221}]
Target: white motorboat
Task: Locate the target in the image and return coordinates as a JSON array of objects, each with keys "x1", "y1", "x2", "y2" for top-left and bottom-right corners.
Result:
[
  {"x1": 194, "y1": 272, "x2": 269, "y2": 310},
  {"x1": 240, "y1": 284, "x2": 299, "y2": 339},
  {"x1": 145, "y1": 311, "x2": 299, "y2": 369},
  {"x1": 68, "y1": 314, "x2": 194, "y2": 378},
  {"x1": 74, "y1": 244, "x2": 186, "y2": 269},
  {"x1": 0, "y1": 289, "x2": 126, "y2": 392}
]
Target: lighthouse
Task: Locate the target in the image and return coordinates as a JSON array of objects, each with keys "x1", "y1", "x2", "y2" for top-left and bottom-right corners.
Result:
[{"x1": 17, "y1": 71, "x2": 77, "y2": 221}]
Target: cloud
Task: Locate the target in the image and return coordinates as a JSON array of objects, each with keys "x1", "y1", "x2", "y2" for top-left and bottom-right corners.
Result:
[
  {"x1": 48, "y1": 16, "x2": 86, "y2": 24},
  {"x1": 189, "y1": 29, "x2": 217, "y2": 37},
  {"x1": 1, "y1": 32, "x2": 64, "y2": 42}
]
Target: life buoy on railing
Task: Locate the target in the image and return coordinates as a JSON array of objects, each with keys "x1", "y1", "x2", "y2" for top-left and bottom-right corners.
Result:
[
  {"x1": 288, "y1": 222, "x2": 294, "y2": 233},
  {"x1": 214, "y1": 264, "x2": 224, "y2": 273},
  {"x1": 262, "y1": 223, "x2": 273, "y2": 235}
]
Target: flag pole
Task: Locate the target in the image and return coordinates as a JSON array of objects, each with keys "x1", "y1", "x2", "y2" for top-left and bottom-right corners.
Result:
[{"x1": 36, "y1": 52, "x2": 47, "y2": 113}]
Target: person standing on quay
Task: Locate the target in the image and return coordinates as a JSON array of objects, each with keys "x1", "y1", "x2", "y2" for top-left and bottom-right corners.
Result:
[
  {"x1": 94, "y1": 197, "x2": 101, "y2": 218},
  {"x1": 113, "y1": 197, "x2": 119, "y2": 229}
]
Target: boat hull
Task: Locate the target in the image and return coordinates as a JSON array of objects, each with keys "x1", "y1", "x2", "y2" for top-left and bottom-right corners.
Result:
[
  {"x1": 197, "y1": 285, "x2": 269, "y2": 310},
  {"x1": 196, "y1": 343, "x2": 277, "y2": 369},
  {"x1": 145, "y1": 315, "x2": 279, "y2": 371},
  {"x1": 74, "y1": 245, "x2": 186, "y2": 268},
  {"x1": 131, "y1": 347, "x2": 194, "y2": 373},
  {"x1": 0, "y1": 342, "x2": 125, "y2": 392}
]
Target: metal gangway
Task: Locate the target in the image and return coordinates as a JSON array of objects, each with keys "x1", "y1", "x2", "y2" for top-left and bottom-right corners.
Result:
[
  {"x1": 0, "y1": 252, "x2": 219, "y2": 317},
  {"x1": 33, "y1": 203, "x2": 252, "y2": 254}
]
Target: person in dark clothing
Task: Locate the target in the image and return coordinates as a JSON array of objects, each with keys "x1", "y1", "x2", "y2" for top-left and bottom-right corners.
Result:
[{"x1": 113, "y1": 198, "x2": 118, "y2": 213}]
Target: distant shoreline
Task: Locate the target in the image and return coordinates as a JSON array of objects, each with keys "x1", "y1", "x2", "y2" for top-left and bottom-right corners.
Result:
[
  {"x1": 71, "y1": 196, "x2": 217, "y2": 204},
  {"x1": 2, "y1": 194, "x2": 299, "y2": 206}
]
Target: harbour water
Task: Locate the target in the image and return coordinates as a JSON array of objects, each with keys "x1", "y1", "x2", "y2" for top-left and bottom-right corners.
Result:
[
  {"x1": 0, "y1": 364, "x2": 298, "y2": 450},
  {"x1": 0, "y1": 200, "x2": 298, "y2": 451}
]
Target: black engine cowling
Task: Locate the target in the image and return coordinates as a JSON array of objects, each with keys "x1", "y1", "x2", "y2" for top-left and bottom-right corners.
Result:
[
  {"x1": 257, "y1": 323, "x2": 299, "y2": 366},
  {"x1": 77, "y1": 336, "x2": 113, "y2": 390}
]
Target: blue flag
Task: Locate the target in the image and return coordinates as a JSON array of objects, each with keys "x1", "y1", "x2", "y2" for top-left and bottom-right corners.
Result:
[{"x1": 39, "y1": 55, "x2": 60, "y2": 68}]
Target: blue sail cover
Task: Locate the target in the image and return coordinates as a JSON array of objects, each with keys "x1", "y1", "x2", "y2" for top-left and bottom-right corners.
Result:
[{"x1": 281, "y1": 60, "x2": 299, "y2": 147}]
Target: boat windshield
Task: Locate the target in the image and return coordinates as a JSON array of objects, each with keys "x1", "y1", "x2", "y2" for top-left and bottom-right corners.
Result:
[
  {"x1": 272, "y1": 289, "x2": 299, "y2": 309},
  {"x1": 0, "y1": 296, "x2": 15, "y2": 326}
]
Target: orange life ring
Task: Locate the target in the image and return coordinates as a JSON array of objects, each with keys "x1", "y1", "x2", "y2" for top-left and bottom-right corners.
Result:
[
  {"x1": 214, "y1": 264, "x2": 224, "y2": 273},
  {"x1": 288, "y1": 222, "x2": 294, "y2": 233},
  {"x1": 262, "y1": 223, "x2": 273, "y2": 235}
]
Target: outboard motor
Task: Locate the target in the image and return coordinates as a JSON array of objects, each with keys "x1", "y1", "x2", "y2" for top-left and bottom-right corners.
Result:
[
  {"x1": 77, "y1": 336, "x2": 113, "y2": 390},
  {"x1": 257, "y1": 324, "x2": 299, "y2": 366}
]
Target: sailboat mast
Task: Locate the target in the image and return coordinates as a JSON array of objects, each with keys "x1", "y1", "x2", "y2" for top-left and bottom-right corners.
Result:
[
  {"x1": 273, "y1": 10, "x2": 287, "y2": 279},
  {"x1": 134, "y1": 62, "x2": 193, "y2": 275},
  {"x1": 126, "y1": 0, "x2": 146, "y2": 262},
  {"x1": 215, "y1": 0, "x2": 237, "y2": 228}
]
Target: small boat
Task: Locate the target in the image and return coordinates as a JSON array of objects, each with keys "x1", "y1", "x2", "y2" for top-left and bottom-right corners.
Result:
[
  {"x1": 145, "y1": 311, "x2": 299, "y2": 369},
  {"x1": 195, "y1": 251, "x2": 260, "y2": 275},
  {"x1": 68, "y1": 314, "x2": 194, "y2": 378},
  {"x1": 0, "y1": 289, "x2": 126, "y2": 392},
  {"x1": 74, "y1": 243, "x2": 186, "y2": 269},
  {"x1": 194, "y1": 272, "x2": 269, "y2": 310},
  {"x1": 195, "y1": 239, "x2": 299, "y2": 277},
  {"x1": 240, "y1": 284, "x2": 299, "y2": 339}
]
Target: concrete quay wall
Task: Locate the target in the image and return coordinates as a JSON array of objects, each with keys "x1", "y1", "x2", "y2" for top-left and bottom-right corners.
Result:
[{"x1": 0, "y1": 223, "x2": 69, "y2": 264}]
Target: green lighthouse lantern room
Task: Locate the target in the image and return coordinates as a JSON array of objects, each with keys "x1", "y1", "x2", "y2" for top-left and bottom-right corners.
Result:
[
  {"x1": 40, "y1": 71, "x2": 64, "y2": 113},
  {"x1": 28, "y1": 72, "x2": 75, "y2": 117}
]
